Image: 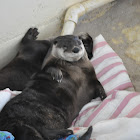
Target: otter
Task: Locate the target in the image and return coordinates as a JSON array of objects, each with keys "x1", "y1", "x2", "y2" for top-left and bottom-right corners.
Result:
[
  {"x1": 0, "y1": 28, "x2": 51, "y2": 91},
  {"x1": 0, "y1": 34, "x2": 106, "y2": 140},
  {"x1": 0, "y1": 29, "x2": 92, "y2": 91}
]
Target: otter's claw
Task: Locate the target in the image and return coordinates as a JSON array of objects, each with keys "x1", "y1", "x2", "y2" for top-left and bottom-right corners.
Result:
[{"x1": 47, "y1": 67, "x2": 63, "y2": 82}]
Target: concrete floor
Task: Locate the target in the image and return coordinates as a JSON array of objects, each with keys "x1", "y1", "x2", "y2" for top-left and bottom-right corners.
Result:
[{"x1": 73, "y1": 0, "x2": 140, "y2": 92}]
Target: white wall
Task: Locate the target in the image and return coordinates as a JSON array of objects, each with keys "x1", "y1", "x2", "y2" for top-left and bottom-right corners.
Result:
[{"x1": 0, "y1": 0, "x2": 84, "y2": 69}]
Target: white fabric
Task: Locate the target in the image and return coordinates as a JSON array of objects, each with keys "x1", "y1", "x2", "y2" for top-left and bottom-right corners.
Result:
[
  {"x1": 0, "y1": 88, "x2": 21, "y2": 111},
  {"x1": 91, "y1": 117, "x2": 140, "y2": 140}
]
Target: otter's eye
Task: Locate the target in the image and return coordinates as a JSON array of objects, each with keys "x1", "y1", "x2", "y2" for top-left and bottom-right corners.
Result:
[
  {"x1": 63, "y1": 45, "x2": 67, "y2": 51},
  {"x1": 53, "y1": 41, "x2": 57, "y2": 45}
]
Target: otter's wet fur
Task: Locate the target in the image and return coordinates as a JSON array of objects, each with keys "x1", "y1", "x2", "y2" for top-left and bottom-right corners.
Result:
[{"x1": 0, "y1": 34, "x2": 106, "y2": 140}]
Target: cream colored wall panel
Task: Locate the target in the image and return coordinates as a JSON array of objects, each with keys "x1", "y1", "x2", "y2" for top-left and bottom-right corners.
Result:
[
  {"x1": 64, "y1": 0, "x2": 84, "y2": 8},
  {"x1": 0, "y1": 0, "x2": 85, "y2": 69},
  {"x1": 0, "y1": 0, "x2": 65, "y2": 44}
]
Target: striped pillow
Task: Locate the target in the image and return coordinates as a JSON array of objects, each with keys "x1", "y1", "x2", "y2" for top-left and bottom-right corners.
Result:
[
  {"x1": 72, "y1": 90, "x2": 140, "y2": 127},
  {"x1": 72, "y1": 35, "x2": 137, "y2": 127},
  {"x1": 91, "y1": 34, "x2": 133, "y2": 95}
]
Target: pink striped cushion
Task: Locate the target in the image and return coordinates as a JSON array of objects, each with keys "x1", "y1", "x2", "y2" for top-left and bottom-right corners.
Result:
[
  {"x1": 90, "y1": 35, "x2": 133, "y2": 95},
  {"x1": 72, "y1": 35, "x2": 139, "y2": 129},
  {"x1": 72, "y1": 90, "x2": 140, "y2": 127}
]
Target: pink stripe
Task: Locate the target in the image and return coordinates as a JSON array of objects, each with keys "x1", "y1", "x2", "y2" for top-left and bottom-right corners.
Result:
[
  {"x1": 94, "y1": 41, "x2": 107, "y2": 50},
  {"x1": 96, "y1": 62, "x2": 123, "y2": 78},
  {"x1": 72, "y1": 107, "x2": 94, "y2": 126},
  {"x1": 107, "y1": 82, "x2": 133, "y2": 96},
  {"x1": 92, "y1": 52, "x2": 117, "y2": 66},
  {"x1": 102, "y1": 70, "x2": 127, "y2": 86},
  {"x1": 126, "y1": 104, "x2": 140, "y2": 118},
  {"x1": 72, "y1": 105, "x2": 98, "y2": 126},
  {"x1": 110, "y1": 92, "x2": 138, "y2": 119},
  {"x1": 83, "y1": 91, "x2": 117, "y2": 127}
]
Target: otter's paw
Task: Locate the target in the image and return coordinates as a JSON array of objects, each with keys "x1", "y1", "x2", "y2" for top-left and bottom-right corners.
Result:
[
  {"x1": 98, "y1": 86, "x2": 107, "y2": 100},
  {"x1": 22, "y1": 28, "x2": 39, "y2": 43},
  {"x1": 47, "y1": 67, "x2": 63, "y2": 83},
  {"x1": 95, "y1": 80, "x2": 107, "y2": 100}
]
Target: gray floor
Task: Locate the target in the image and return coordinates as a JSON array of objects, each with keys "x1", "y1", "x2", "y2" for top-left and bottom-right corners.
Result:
[{"x1": 73, "y1": 0, "x2": 140, "y2": 91}]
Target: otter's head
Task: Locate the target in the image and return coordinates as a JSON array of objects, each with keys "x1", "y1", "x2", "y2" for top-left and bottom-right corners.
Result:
[{"x1": 51, "y1": 35, "x2": 85, "y2": 62}]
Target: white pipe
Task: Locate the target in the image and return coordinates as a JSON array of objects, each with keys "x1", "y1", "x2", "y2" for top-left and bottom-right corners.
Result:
[{"x1": 61, "y1": 0, "x2": 115, "y2": 35}]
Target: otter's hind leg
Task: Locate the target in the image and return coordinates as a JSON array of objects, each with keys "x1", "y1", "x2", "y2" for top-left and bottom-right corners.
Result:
[
  {"x1": 78, "y1": 33, "x2": 93, "y2": 60},
  {"x1": 21, "y1": 28, "x2": 39, "y2": 44},
  {"x1": 95, "y1": 80, "x2": 107, "y2": 100}
]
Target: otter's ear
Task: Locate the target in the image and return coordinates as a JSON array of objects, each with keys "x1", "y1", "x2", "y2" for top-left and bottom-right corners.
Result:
[
  {"x1": 53, "y1": 40, "x2": 57, "y2": 45},
  {"x1": 78, "y1": 33, "x2": 93, "y2": 60}
]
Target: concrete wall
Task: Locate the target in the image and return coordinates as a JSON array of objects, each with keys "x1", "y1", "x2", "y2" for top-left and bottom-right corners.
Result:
[{"x1": 0, "y1": 0, "x2": 84, "y2": 69}]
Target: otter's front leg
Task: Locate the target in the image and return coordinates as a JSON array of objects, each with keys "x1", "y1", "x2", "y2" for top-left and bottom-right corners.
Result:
[{"x1": 46, "y1": 67, "x2": 63, "y2": 83}]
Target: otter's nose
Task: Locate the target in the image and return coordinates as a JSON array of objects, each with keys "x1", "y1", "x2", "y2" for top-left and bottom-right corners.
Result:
[{"x1": 72, "y1": 47, "x2": 80, "y2": 53}]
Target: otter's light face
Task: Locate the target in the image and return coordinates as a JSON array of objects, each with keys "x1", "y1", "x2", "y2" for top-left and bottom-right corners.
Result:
[{"x1": 51, "y1": 35, "x2": 85, "y2": 62}]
